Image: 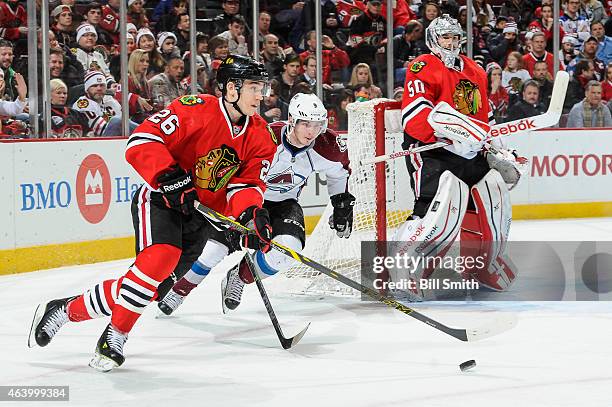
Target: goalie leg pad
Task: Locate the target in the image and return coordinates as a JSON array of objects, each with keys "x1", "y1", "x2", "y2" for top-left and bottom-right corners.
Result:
[
  {"x1": 461, "y1": 169, "x2": 516, "y2": 291},
  {"x1": 391, "y1": 171, "x2": 469, "y2": 294}
]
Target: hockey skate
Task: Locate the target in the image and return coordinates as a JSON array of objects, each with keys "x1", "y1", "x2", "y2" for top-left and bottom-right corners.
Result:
[
  {"x1": 89, "y1": 324, "x2": 128, "y2": 372},
  {"x1": 157, "y1": 290, "x2": 185, "y2": 317},
  {"x1": 221, "y1": 258, "x2": 247, "y2": 314},
  {"x1": 28, "y1": 296, "x2": 76, "y2": 348}
]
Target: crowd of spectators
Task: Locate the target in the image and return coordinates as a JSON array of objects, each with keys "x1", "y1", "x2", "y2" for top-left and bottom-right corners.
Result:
[{"x1": 1, "y1": 0, "x2": 612, "y2": 138}]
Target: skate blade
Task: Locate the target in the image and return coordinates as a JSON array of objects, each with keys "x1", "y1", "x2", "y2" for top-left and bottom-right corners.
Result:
[
  {"x1": 27, "y1": 303, "x2": 46, "y2": 348},
  {"x1": 154, "y1": 305, "x2": 173, "y2": 319},
  {"x1": 89, "y1": 353, "x2": 119, "y2": 372}
]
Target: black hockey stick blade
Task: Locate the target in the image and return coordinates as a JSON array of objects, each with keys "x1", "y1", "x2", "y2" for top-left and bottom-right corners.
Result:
[
  {"x1": 244, "y1": 252, "x2": 310, "y2": 349},
  {"x1": 195, "y1": 202, "x2": 515, "y2": 342}
]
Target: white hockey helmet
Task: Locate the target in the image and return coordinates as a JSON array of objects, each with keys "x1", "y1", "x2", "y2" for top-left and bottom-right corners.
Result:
[
  {"x1": 426, "y1": 14, "x2": 463, "y2": 69},
  {"x1": 288, "y1": 92, "x2": 328, "y2": 134}
]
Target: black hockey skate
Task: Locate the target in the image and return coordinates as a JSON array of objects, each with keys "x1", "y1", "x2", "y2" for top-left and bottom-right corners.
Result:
[
  {"x1": 157, "y1": 290, "x2": 185, "y2": 316},
  {"x1": 89, "y1": 324, "x2": 128, "y2": 372},
  {"x1": 28, "y1": 296, "x2": 76, "y2": 348},
  {"x1": 221, "y1": 258, "x2": 247, "y2": 314}
]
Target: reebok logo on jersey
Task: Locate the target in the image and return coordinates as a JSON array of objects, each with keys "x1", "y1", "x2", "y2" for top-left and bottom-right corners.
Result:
[{"x1": 489, "y1": 119, "x2": 536, "y2": 137}]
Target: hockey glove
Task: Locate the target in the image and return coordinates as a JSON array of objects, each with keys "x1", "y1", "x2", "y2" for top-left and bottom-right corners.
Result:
[
  {"x1": 486, "y1": 147, "x2": 528, "y2": 190},
  {"x1": 226, "y1": 206, "x2": 273, "y2": 253},
  {"x1": 157, "y1": 165, "x2": 197, "y2": 216},
  {"x1": 328, "y1": 192, "x2": 355, "y2": 238}
]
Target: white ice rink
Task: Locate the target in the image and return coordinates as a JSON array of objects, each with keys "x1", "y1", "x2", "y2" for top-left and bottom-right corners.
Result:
[{"x1": 2, "y1": 218, "x2": 612, "y2": 407}]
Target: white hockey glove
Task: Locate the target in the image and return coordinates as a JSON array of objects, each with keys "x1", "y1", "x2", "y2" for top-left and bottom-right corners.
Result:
[
  {"x1": 427, "y1": 101, "x2": 490, "y2": 157},
  {"x1": 485, "y1": 146, "x2": 529, "y2": 190}
]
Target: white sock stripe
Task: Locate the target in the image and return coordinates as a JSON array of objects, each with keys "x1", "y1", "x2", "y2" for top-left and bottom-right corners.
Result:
[
  {"x1": 120, "y1": 290, "x2": 151, "y2": 307},
  {"x1": 137, "y1": 188, "x2": 146, "y2": 252},
  {"x1": 97, "y1": 284, "x2": 112, "y2": 316},
  {"x1": 111, "y1": 280, "x2": 119, "y2": 301},
  {"x1": 87, "y1": 288, "x2": 102, "y2": 316},
  {"x1": 122, "y1": 277, "x2": 156, "y2": 298},
  {"x1": 83, "y1": 289, "x2": 98, "y2": 318},
  {"x1": 116, "y1": 295, "x2": 146, "y2": 314},
  {"x1": 130, "y1": 265, "x2": 161, "y2": 287}
]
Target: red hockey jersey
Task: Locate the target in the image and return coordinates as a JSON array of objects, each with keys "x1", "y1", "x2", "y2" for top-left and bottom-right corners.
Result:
[
  {"x1": 0, "y1": 1, "x2": 26, "y2": 41},
  {"x1": 126, "y1": 94, "x2": 278, "y2": 218},
  {"x1": 401, "y1": 53, "x2": 494, "y2": 145}
]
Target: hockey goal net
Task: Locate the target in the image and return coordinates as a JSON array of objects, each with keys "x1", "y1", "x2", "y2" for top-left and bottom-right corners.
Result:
[{"x1": 267, "y1": 99, "x2": 415, "y2": 297}]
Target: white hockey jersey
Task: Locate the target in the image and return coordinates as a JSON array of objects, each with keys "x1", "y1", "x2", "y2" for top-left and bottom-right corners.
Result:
[
  {"x1": 265, "y1": 121, "x2": 350, "y2": 202},
  {"x1": 72, "y1": 47, "x2": 114, "y2": 84},
  {"x1": 72, "y1": 94, "x2": 122, "y2": 136}
]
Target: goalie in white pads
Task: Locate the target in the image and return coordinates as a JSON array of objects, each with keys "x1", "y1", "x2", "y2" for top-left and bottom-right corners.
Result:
[
  {"x1": 157, "y1": 92, "x2": 354, "y2": 315},
  {"x1": 395, "y1": 14, "x2": 525, "y2": 298}
]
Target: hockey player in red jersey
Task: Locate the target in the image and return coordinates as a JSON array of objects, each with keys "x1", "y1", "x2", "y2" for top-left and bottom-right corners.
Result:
[
  {"x1": 27, "y1": 55, "x2": 277, "y2": 371},
  {"x1": 155, "y1": 92, "x2": 354, "y2": 316},
  {"x1": 394, "y1": 14, "x2": 524, "y2": 299}
]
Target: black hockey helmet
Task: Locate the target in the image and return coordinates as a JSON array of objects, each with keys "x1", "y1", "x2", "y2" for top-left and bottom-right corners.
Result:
[{"x1": 216, "y1": 54, "x2": 270, "y2": 94}]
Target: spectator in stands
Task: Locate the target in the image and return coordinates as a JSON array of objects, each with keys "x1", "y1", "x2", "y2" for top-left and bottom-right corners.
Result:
[
  {"x1": 0, "y1": 40, "x2": 19, "y2": 101},
  {"x1": 580, "y1": 0, "x2": 607, "y2": 24},
  {"x1": 485, "y1": 16, "x2": 508, "y2": 49},
  {"x1": 127, "y1": 49, "x2": 154, "y2": 122},
  {"x1": 529, "y1": 4, "x2": 566, "y2": 52},
  {"x1": 470, "y1": 0, "x2": 495, "y2": 27},
  {"x1": 208, "y1": 35, "x2": 229, "y2": 72},
  {"x1": 260, "y1": 78, "x2": 287, "y2": 123},
  {"x1": 500, "y1": 0, "x2": 536, "y2": 31},
  {"x1": 157, "y1": 32, "x2": 180, "y2": 63},
  {"x1": 275, "y1": 53, "x2": 306, "y2": 104},
  {"x1": 149, "y1": 56, "x2": 186, "y2": 109},
  {"x1": 72, "y1": 70, "x2": 138, "y2": 137},
  {"x1": 137, "y1": 29, "x2": 165, "y2": 78},
  {"x1": 299, "y1": 55, "x2": 317, "y2": 91},
  {"x1": 457, "y1": 5, "x2": 488, "y2": 65},
  {"x1": 128, "y1": 0, "x2": 149, "y2": 29},
  {"x1": 46, "y1": 79, "x2": 92, "y2": 138},
  {"x1": 150, "y1": 0, "x2": 174, "y2": 25},
  {"x1": 218, "y1": 15, "x2": 249, "y2": 57},
  {"x1": 439, "y1": 0, "x2": 459, "y2": 18},
  {"x1": 49, "y1": 48, "x2": 83, "y2": 89},
  {"x1": 568, "y1": 35, "x2": 606, "y2": 79},
  {"x1": 349, "y1": 63, "x2": 383, "y2": 99},
  {"x1": 560, "y1": 35, "x2": 581, "y2": 67},
  {"x1": 502, "y1": 51, "x2": 531, "y2": 105},
  {"x1": 393, "y1": 20, "x2": 425, "y2": 87},
  {"x1": 602, "y1": 62, "x2": 612, "y2": 100},
  {"x1": 348, "y1": 0, "x2": 387, "y2": 75},
  {"x1": 258, "y1": 11, "x2": 274, "y2": 45},
  {"x1": 506, "y1": 80, "x2": 545, "y2": 122},
  {"x1": 51, "y1": 5, "x2": 76, "y2": 48},
  {"x1": 109, "y1": 33, "x2": 136, "y2": 82},
  {"x1": 261, "y1": 34, "x2": 285, "y2": 78},
  {"x1": 567, "y1": 80, "x2": 612, "y2": 126},
  {"x1": 490, "y1": 21, "x2": 524, "y2": 66},
  {"x1": 393, "y1": 86, "x2": 404, "y2": 102},
  {"x1": 82, "y1": 3, "x2": 113, "y2": 48},
  {"x1": 0, "y1": 68, "x2": 25, "y2": 114},
  {"x1": 418, "y1": 2, "x2": 441, "y2": 31},
  {"x1": 174, "y1": 13, "x2": 191, "y2": 55},
  {"x1": 591, "y1": 21, "x2": 612, "y2": 65},
  {"x1": 181, "y1": 55, "x2": 208, "y2": 93},
  {"x1": 532, "y1": 60, "x2": 554, "y2": 108},
  {"x1": 564, "y1": 59, "x2": 596, "y2": 112},
  {"x1": 157, "y1": 0, "x2": 187, "y2": 33},
  {"x1": 72, "y1": 24, "x2": 114, "y2": 86},
  {"x1": 0, "y1": 0, "x2": 27, "y2": 42},
  {"x1": 212, "y1": 0, "x2": 250, "y2": 37},
  {"x1": 523, "y1": 32, "x2": 558, "y2": 78},
  {"x1": 99, "y1": 0, "x2": 121, "y2": 45},
  {"x1": 299, "y1": 31, "x2": 351, "y2": 85},
  {"x1": 561, "y1": 0, "x2": 592, "y2": 44},
  {"x1": 487, "y1": 62, "x2": 509, "y2": 123}
]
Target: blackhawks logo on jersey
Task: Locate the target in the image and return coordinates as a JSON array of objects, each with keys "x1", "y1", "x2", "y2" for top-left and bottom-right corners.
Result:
[
  {"x1": 76, "y1": 98, "x2": 89, "y2": 109},
  {"x1": 409, "y1": 61, "x2": 426, "y2": 74},
  {"x1": 452, "y1": 79, "x2": 482, "y2": 115},
  {"x1": 195, "y1": 144, "x2": 240, "y2": 192},
  {"x1": 178, "y1": 95, "x2": 204, "y2": 106}
]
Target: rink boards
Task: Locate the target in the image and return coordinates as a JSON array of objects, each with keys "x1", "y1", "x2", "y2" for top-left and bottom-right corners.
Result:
[{"x1": 1, "y1": 128, "x2": 611, "y2": 274}]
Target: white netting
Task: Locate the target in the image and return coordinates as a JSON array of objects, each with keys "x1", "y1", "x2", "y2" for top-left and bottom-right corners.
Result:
[{"x1": 267, "y1": 99, "x2": 414, "y2": 297}]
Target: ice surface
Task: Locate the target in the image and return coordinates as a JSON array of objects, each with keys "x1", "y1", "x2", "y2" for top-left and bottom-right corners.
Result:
[{"x1": 1, "y1": 218, "x2": 612, "y2": 406}]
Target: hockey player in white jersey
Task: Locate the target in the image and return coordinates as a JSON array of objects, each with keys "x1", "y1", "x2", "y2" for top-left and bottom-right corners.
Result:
[{"x1": 157, "y1": 92, "x2": 354, "y2": 315}]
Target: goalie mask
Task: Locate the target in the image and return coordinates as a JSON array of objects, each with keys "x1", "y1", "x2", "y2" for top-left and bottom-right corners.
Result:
[
  {"x1": 426, "y1": 14, "x2": 463, "y2": 69},
  {"x1": 288, "y1": 93, "x2": 328, "y2": 137}
]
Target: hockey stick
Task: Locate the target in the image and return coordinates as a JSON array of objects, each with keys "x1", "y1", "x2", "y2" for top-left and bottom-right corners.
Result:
[
  {"x1": 195, "y1": 202, "x2": 517, "y2": 342},
  {"x1": 243, "y1": 252, "x2": 311, "y2": 349},
  {"x1": 361, "y1": 71, "x2": 570, "y2": 166}
]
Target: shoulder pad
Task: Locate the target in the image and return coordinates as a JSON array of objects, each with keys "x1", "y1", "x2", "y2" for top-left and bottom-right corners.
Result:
[{"x1": 265, "y1": 124, "x2": 279, "y2": 145}]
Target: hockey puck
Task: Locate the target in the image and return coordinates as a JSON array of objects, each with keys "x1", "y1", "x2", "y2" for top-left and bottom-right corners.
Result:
[{"x1": 459, "y1": 359, "x2": 477, "y2": 372}]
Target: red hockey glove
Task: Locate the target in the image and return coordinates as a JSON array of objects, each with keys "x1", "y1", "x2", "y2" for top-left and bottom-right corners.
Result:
[
  {"x1": 226, "y1": 206, "x2": 273, "y2": 253},
  {"x1": 157, "y1": 165, "x2": 197, "y2": 216}
]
